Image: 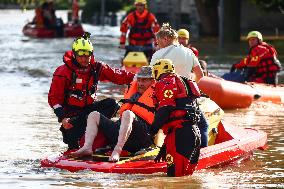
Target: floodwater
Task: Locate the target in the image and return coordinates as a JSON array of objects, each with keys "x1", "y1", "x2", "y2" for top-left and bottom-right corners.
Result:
[{"x1": 0, "y1": 10, "x2": 283, "y2": 189}]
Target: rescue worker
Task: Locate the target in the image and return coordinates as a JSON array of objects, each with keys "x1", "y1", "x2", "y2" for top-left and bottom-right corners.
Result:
[
  {"x1": 31, "y1": 6, "x2": 44, "y2": 28},
  {"x1": 150, "y1": 23, "x2": 208, "y2": 148},
  {"x1": 230, "y1": 31, "x2": 281, "y2": 85},
  {"x1": 150, "y1": 59, "x2": 201, "y2": 177},
  {"x1": 150, "y1": 23, "x2": 204, "y2": 82},
  {"x1": 48, "y1": 32, "x2": 135, "y2": 150},
  {"x1": 71, "y1": 66, "x2": 156, "y2": 161},
  {"x1": 177, "y1": 28, "x2": 199, "y2": 57},
  {"x1": 119, "y1": 0, "x2": 160, "y2": 60}
]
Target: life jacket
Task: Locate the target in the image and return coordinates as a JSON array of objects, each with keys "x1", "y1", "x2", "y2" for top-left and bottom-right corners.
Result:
[
  {"x1": 251, "y1": 43, "x2": 281, "y2": 80},
  {"x1": 63, "y1": 53, "x2": 102, "y2": 108},
  {"x1": 163, "y1": 75, "x2": 201, "y2": 131},
  {"x1": 119, "y1": 81, "x2": 155, "y2": 125},
  {"x1": 128, "y1": 11, "x2": 155, "y2": 45},
  {"x1": 35, "y1": 7, "x2": 44, "y2": 28}
]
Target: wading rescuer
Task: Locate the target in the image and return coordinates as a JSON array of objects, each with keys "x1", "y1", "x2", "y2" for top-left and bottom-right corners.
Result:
[
  {"x1": 119, "y1": 0, "x2": 160, "y2": 60},
  {"x1": 150, "y1": 59, "x2": 201, "y2": 177},
  {"x1": 48, "y1": 32, "x2": 135, "y2": 150},
  {"x1": 71, "y1": 66, "x2": 156, "y2": 161},
  {"x1": 230, "y1": 31, "x2": 281, "y2": 85}
]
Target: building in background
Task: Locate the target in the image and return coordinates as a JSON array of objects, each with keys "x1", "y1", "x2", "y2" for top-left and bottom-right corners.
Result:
[{"x1": 148, "y1": 0, "x2": 200, "y2": 39}]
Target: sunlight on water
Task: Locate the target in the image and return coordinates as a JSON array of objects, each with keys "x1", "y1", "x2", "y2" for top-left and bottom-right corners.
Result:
[{"x1": 0, "y1": 9, "x2": 283, "y2": 189}]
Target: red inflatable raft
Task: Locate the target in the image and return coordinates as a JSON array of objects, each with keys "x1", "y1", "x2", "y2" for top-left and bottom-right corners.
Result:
[
  {"x1": 22, "y1": 23, "x2": 84, "y2": 38},
  {"x1": 41, "y1": 122, "x2": 267, "y2": 174},
  {"x1": 198, "y1": 76, "x2": 284, "y2": 109}
]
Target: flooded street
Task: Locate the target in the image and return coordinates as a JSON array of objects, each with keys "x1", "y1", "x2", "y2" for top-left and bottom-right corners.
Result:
[{"x1": 0, "y1": 10, "x2": 283, "y2": 189}]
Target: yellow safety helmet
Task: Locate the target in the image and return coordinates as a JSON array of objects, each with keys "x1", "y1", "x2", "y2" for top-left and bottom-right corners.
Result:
[
  {"x1": 246, "y1": 31, "x2": 263, "y2": 42},
  {"x1": 134, "y1": 0, "x2": 147, "y2": 5},
  {"x1": 152, "y1": 59, "x2": 175, "y2": 80},
  {"x1": 177, "y1": 29, "x2": 189, "y2": 39},
  {"x1": 72, "y1": 32, "x2": 93, "y2": 56}
]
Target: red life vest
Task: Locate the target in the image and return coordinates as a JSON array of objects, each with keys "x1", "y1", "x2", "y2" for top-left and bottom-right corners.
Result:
[
  {"x1": 252, "y1": 43, "x2": 281, "y2": 80},
  {"x1": 127, "y1": 11, "x2": 157, "y2": 46},
  {"x1": 119, "y1": 81, "x2": 155, "y2": 125},
  {"x1": 63, "y1": 53, "x2": 102, "y2": 109},
  {"x1": 154, "y1": 74, "x2": 201, "y2": 133}
]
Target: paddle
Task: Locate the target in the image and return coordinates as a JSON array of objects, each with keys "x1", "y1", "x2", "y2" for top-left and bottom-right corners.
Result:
[{"x1": 116, "y1": 147, "x2": 160, "y2": 164}]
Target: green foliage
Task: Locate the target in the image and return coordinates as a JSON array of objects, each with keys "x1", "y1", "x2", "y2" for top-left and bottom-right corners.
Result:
[{"x1": 249, "y1": 0, "x2": 284, "y2": 13}]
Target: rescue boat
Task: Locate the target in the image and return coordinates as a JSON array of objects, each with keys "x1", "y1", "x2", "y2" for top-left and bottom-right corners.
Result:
[
  {"x1": 198, "y1": 76, "x2": 284, "y2": 109},
  {"x1": 121, "y1": 46, "x2": 151, "y2": 73},
  {"x1": 41, "y1": 98, "x2": 267, "y2": 174},
  {"x1": 22, "y1": 23, "x2": 84, "y2": 38}
]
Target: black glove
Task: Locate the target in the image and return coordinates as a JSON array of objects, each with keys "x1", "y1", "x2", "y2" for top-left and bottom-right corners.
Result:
[
  {"x1": 154, "y1": 144, "x2": 166, "y2": 163},
  {"x1": 53, "y1": 107, "x2": 65, "y2": 123},
  {"x1": 150, "y1": 106, "x2": 174, "y2": 137},
  {"x1": 230, "y1": 64, "x2": 237, "y2": 73}
]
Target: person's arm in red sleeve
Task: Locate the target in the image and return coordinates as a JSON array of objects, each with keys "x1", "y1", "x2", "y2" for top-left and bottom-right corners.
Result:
[
  {"x1": 48, "y1": 67, "x2": 69, "y2": 122},
  {"x1": 234, "y1": 55, "x2": 250, "y2": 69},
  {"x1": 98, "y1": 63, "x2": 135, "y2": 84},
  {"x1": 120, "y1": 14, "x2": 132, "y2": 47},
  {"x1": 149, "y1": 13, "x2": 160, "y2": 33},
  {"x1": 150, "y1": 77, "x2": 177, "y2": 136},
  {"x1": 149, "y1": 13, "x2": 160, "y2": 47}
]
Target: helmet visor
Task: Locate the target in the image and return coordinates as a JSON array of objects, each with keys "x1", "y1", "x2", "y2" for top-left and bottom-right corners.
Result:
[{"x1": 76, "y1": 50, "x2": 92, "y2": 56}]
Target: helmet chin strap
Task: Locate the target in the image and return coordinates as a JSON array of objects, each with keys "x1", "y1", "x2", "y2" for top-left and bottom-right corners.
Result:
[{"x1": 83, "y1": 32, "x2": 91, "y2": 40}]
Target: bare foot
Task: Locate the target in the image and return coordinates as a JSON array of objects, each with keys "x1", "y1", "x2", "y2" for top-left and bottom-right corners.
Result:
[
  {"x1": 70, "y1": 147, "x2": 93, "y2": 157},
  {"x1": 109, "y1": 147, "x2": 122, "y2": 162}
]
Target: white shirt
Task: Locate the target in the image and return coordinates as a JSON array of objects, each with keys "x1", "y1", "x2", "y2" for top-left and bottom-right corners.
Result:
[{"x1": 150, "y1": 44, "x2": 199, "y2": 78}]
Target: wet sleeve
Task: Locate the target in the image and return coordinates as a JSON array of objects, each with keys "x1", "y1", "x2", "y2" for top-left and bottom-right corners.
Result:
[
  {"x1": 99, "y1": 63, "x2": 135, "y2": 84},
  {"x1": 150, "y1": 105, "x2": 174, "y2": 136}
]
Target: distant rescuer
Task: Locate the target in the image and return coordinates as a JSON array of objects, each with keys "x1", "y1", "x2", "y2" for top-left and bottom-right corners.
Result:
[
  {"x1": 230, "y1": 31, "x2": 281, "y2": 85},
  {"x1": 48, "y1": 32, "x2": 135, "y2": 150},
  {"x1": 177, "y1": 28, "x2": 199, "y2": 58},
  {"x1": 150, "y1": 59, "x2": 201, "y2": 177},
  {"x1": 119, "y1": 0, "x2": 160, "y2": 60}
]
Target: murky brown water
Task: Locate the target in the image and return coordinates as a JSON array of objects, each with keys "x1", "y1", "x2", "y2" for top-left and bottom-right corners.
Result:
[{"x1": 0, "y1": 10, "x2": 283, "y2": 189}]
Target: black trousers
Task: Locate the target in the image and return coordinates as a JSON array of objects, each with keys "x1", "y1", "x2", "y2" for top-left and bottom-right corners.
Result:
[{"x1": 60, "y1": 98, "x2": 120, "y2": 150}]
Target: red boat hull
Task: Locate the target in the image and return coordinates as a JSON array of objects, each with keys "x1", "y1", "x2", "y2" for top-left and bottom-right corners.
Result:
[
  {"x1": 22, "y1": 23, "x2": 84, "y2": 38},
  {"x1": 41, "y1": 122, "x2": 267, "y2": 174},
  {"x1": 198, "y1": 76, "x2": 284, "y2": 109}
]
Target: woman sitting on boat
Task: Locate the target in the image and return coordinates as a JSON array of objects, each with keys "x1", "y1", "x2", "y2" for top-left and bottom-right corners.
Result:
[
  {"x1": 71, "y1": 66, "x2": 157, "y2": 162},
  {"x1": 227, "y1": 31, "x2": 281, "y2": 85}
]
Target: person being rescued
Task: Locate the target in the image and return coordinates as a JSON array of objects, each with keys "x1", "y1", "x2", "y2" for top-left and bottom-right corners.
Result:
[
  {"x1": 228, "y1": 31, "x2": 281, "y2": 85},
  {"x1": 71, "y1": 66, "x2": 157, "y2": 162},
  {"x1": 48, "y1": 32, "x2": 135, "y2": 150},
  {"x1": 150, "y1": 59, "x2": 201, "y2": 177},
  {"x1": 119, "y1": 0, "x2": 160, "y2": 61}
]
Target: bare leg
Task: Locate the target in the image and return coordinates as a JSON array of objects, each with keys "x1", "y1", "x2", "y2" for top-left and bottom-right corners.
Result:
[
  {"x1": 109, "y1": 110, "x2": 135, "y2": 162},
  {"x1": 71, "y1": 111, "x2": 100, "y2": 157}
]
